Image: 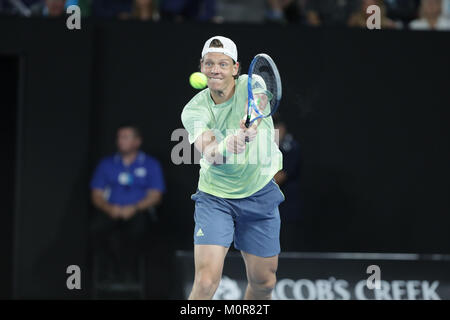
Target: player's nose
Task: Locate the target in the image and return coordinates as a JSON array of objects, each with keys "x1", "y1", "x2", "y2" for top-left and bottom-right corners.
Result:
[{"x1": 211, "y1": 64, "x2": 220, "y2": 74}]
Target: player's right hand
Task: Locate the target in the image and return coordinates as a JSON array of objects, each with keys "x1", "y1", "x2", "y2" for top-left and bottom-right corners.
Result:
[
  {"x1": 226, "y1": 130, "x2": 247, "y2": 154},
  {"x1": 239, "y1": 119, "x2": 258, "y2": 143}
]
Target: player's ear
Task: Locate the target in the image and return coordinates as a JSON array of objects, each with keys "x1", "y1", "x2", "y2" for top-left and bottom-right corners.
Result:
[
  {"x1": 199, "y1": 59, "x2": 204, "y2": 73},
  {"x1": 233, "y1": 61, "x2": 239, "y2": 77}
]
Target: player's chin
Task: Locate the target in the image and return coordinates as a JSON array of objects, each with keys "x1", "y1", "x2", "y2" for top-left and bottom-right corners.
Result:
[{"x1": 208, "y1": 82, "x2": 224, "y2": 91}]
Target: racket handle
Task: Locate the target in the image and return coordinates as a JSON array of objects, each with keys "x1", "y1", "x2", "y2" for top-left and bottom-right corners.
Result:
[{"x1": 245, "y1": 116, "x2": 251, "y2": 128}]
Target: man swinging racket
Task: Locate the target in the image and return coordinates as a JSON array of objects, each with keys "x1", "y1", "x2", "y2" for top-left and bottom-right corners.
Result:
[{"x1": 181, "y1": 35, "x2": 284, "y2": 300}]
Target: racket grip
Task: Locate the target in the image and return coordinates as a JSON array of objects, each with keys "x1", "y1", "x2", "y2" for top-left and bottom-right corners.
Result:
[{"x1": 245, "y1": 116, "x2": 251, "y2": 128}]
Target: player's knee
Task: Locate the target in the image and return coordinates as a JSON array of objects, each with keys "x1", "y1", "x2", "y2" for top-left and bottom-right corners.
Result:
[
  {"x1": 249, "y1": 273, "x2": 277, "y2": 295},
  {"x1": 194, "y1": 272, "x2": 221, "y2": 296}
]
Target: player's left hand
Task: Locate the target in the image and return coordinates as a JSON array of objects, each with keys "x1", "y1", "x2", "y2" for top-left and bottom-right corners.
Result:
[{"x1": 239, "y1": 119, "x2": 257, "y2": 143}]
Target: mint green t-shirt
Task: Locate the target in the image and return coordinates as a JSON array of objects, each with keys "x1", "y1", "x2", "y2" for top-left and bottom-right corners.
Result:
[{"x1": 181, "y1": 74, "x2": 282, "y2": 199}]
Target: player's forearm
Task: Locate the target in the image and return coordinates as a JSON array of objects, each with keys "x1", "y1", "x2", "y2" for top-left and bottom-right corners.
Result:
[
  {"x1": 203, "y1": 139, "x2": 227, "y2": 164},
  {"x1": 196, "y1": 130, "x2": 247, "y2": 165},
  {"x1": 204, "y1": 133, "x2": 247, "y2": 164},
  {"x1": 195, "y1": 130, "x2": 226, "y2": 165}
]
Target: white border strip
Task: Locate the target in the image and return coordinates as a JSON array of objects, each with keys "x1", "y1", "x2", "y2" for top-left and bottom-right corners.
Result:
[
  {"x1": 175, "y1": 250, "x2": 450, "y2": 261},
  {"x1": 279, "y1": 252, "x2": 421, "y2": 260}
]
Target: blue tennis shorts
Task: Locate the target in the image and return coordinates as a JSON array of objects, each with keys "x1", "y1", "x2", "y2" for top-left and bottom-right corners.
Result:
[{"x1": 191, "y1": 179, "x2": 285, "y2": 258}]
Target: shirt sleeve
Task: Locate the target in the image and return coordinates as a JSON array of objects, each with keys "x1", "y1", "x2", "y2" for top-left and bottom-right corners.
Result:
[
  {"x1": 90, "y1": 159, "x2": 109, "y2": 190},
  {"x1": 181, "y1": 97, "x2": 212, "y2": 144},
  {"x1": 145, "y1": 158, "x2": 166, "y2": 193}
]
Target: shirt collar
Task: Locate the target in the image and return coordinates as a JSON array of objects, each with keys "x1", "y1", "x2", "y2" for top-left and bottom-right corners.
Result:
[{"x1": 114, "y1": 151, "x2": 145, "y2": 166}]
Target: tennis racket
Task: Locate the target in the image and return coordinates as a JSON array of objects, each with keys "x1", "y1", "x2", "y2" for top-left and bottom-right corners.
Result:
[{"x1": 245, "y1": 53, "x2": 282, "y2": 128}]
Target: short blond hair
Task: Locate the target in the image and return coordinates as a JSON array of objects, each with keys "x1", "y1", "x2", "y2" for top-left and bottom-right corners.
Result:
[{"x1": 200, "y1": 39, "x2": 241, "y2": 79}]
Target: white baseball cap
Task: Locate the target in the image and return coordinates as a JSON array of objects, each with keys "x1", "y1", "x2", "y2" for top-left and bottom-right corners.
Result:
[{"x1": 201, "y1": 36, "x2": 238, "y2": 62}]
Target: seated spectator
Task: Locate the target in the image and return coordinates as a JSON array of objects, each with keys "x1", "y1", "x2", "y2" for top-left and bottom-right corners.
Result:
[
  {"x1": 76, "y1": 0, "x2": 93, "y2": 18},
  {"x1": 31, "y1": 0, "x2": 66, "y2": 17},
  {"x1": 159, "y1": 0, "x2": 219, "y2": 23},
  {"x1": 0, "y1": 0, "x2": 38, "y2": 16},
  {"x1": 90, "y1": 124, "x2": 165, "y2": 281},
  {"x1": 17, "y1": 0, "x2": 91, "y2": 17},
  {"x1": 348, "y1": 0, "x2": 401, "y2": 29},
  {"x1": 383, "y1": 0, "x2": 420, "y2": 26},
  {"x1": 409, "y1": 0, "x2": 450, "y2": 30},
  {"x1": 215, "y1": 0, "x2": 262, "y2": 23},
  {"x1": 265, "y1": 0, "x2": 304, "y2": 24},
  {"x1": 443, "y1": 0, "x2": 450, "y2": 18},
  {"x1": 93, "y1": 0, "x2": 132, "y2": 18},
  {"x1": 119, "y1": 0, "x2": 160, "y2": 21},
  {"x1": 304, "y1": 0, "x2": 358, "y2": 27}
]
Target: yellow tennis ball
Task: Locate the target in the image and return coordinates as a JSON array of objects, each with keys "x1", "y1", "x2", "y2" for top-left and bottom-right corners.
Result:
[{"x1": 189, "y1": 72, "x2": 207, "y2": 89}]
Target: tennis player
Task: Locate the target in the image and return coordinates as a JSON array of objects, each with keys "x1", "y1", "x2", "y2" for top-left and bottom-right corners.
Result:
[{"x1": 181, "y1": 36, "x2": 284, "y2": 300}]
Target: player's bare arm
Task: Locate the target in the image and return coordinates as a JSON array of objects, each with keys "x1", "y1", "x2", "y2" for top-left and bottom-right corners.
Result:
[{"x1": 194, "y1": 128, "x2": 249, "y2": 165}]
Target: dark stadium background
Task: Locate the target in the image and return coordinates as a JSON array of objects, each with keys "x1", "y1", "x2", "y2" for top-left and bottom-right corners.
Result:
[{"x1": 1, "y1": 15, "x2": 449, "y2": 299}]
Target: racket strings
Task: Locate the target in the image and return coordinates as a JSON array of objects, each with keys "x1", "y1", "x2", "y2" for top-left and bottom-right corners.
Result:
[{"x1": 252, "y1": 58, "x2": 279, "y2": 116}]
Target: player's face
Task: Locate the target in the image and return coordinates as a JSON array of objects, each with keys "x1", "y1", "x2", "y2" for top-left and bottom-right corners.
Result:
[
  {"x1": 117, "y1": 128, "x2": 141, "y2": 154},
  {"x1": 201, "y1": 53, "x2": 239, "y2": 92}
]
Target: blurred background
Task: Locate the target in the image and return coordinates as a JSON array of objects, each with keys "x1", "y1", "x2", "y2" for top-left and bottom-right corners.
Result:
[{"x1": 1, "y1": 0, "x2": 450, "y2": 300}]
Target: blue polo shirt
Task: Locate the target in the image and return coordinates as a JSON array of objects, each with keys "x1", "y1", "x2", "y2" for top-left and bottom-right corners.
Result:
[{"x1": 90, "y1": 152, "x2": 166, "y2": 206}]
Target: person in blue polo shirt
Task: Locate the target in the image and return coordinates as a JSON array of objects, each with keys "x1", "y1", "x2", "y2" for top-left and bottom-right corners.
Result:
[{"x1": 90, "y1": 123, "x2": 165, "y2": 282}]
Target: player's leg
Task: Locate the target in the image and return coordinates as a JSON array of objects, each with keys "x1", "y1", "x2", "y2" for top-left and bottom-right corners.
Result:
[
  {"x1": 189, "y1": 244, "x2": 229, "y2": 300},
  {"x1": 241, "y1": 251, "x2": 278, "y2": 300},
  {"x1": 232, "y1": 179, "x2": 284, "y2": 299},
  {"x1": 189, "y1": 190, "x2": 235, "y2": 299}
]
